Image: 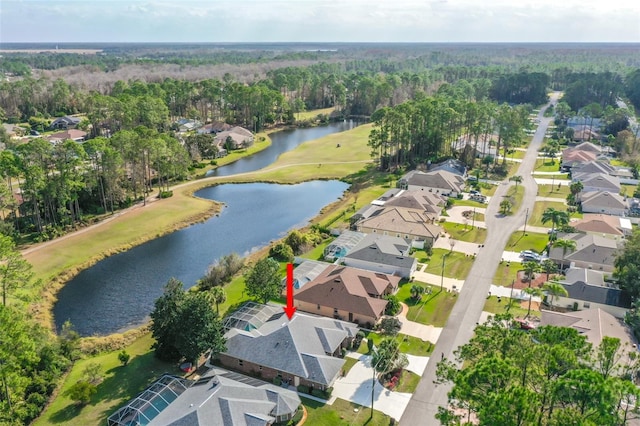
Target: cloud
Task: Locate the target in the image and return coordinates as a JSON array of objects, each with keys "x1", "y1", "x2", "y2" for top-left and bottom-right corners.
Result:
[{"x1": 0, "y1": 0, "x2": 638, "y2": 42}]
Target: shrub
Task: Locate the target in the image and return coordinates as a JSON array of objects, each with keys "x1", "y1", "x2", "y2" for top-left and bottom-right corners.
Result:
[
  {"x1": 159, "y1": 190, "x2": 173, "y2": 199},
  {"x1": 273, "y1": 376, "x2": 282, "y2": 386},
  {"x1": 384, "y1": 295, "x2": 401, "y2": 316},
  {"x1": 82, "y1": 362, "x2": 103, "y2": 385},
  {"x1": 311, "y1": 389, "x2": 326, "y2": 399},
  {"x1": 367, "y1": 338, "x2": 375, "y2": 353},
  {"x1": 297, "y1": 385, "x2": 310, "y2": 394},
  {"x1": 64, "y1": 381, "x2": 97, "y2": 405},
  {"x1": 379, "y1": 317, "x2": 402, "y2": 336},
  {"x1": 325, "y1": 386, "x2": 333, "y2": 397},
  {"x1": 118, "y1": 350, "x2": 131, "y2": 366},
  {"x1": 269, "y1": 242, "x2": 294, "y2": 262}
]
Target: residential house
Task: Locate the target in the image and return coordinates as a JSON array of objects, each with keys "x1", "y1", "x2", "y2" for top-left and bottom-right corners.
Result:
[
  {"x1": 571, "y1": 141, "x2": 603, "y2": 153},
  {"x1": 107, "y1": 370, "x2": 300, "y2": 426},
  {"x1": 571, "y1": 214, "x2": 632, "y2": 240},
  {"x1": 214, "y1": 126, "x2": 254, "y2": 150},
  {"x1": 548, "y1": 233, "x2": 622, "y2": 272},
  {"x1": 398, "y1": 169, "x2": 465, "y2": 196},
  {"x1": 50, "y1": 115, "x2": 81, "y2": 130},
  {"x1": 323, "y1": 230, "x2": 367, "y2": 261},
  {"x1": 546, "y1": 268, "x2": 632, "y2": 318},
  {"x1": 561, "y1": 149, "x2": 597, "y2": 172},
  {"x1": 197, "y1": 121, "x2": 233, "y2": 135},
  {"x1": 355, "y1": 207, "x2": 442, "y2": 248},
  {"x1": 574, "y1": 173, "x2": 620, "y2": 194},
  {"x1": 293, "y1": 265, "x2": 400, "y2": 325},
  {"x1": 342, "y1": 234, "x2": 417, "y2": 278},
  {"x1": 540, "y1": 308, "x2": 635, "y2": 348},
  {"x1": 570, "y1": 160, "x2": 616, "y2": 179},
  {"x1": 46, "y1": 129, "x2": 87, "y2": 145},
  {"x1": 579, "y1": 190, "x2": 628, "y2": 216},
  {"x1": 567, "y1": 117, "x2": 603, "y2": 131},
  {"x1": 571, "y1": 127, "x2": 601, "y2": 142},
  {"x1": 350, "y1": 189, "x2": 445, "y2": 228},
  {"x1": 219, "y1": 303, "x2": 357, "y2": 390}
]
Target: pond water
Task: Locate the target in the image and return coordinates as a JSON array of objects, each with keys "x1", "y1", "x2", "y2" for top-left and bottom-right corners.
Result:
[{"x1": 53, "y1": 180, "x2": 349, "y2": 336}]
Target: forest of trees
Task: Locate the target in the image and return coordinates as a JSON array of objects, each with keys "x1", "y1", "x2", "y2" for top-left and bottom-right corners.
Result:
[{"x1": 0, "y1": 43, "x2": 639, "y2": 425}]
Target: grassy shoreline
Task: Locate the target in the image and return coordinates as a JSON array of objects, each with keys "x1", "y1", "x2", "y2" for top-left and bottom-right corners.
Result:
[{"x1": 24, "y1": 122, "x2": 373, "y2": 334}]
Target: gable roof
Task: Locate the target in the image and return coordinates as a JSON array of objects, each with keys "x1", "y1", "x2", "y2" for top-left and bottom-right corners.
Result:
[
  {"x1": 580, "y1": 191, "x2": 628, "y2": 210},
  {"x1": 549, "y1": 233, "x2": 621, "y2": 267},
  {"x1": 223, "y1": 308, "x2": 357, "y2": 386},
  {"x1": 572, "y1": 141, "x2": 603, "y2": 153},
  {"x1": 575, "y1": 173, "x2": 620, "y2": 192},
  {"x1": 344, "y1": 234, "x2": 416, "y2": 271},
  {"x1": 571, "y1": 160, "x2": 615, "y2": 176},
  {"x1": 356, "y1": 207, "x2": 442, "y2": 239},
  {"x1": 51, "y1": 115, "x2": 81, "y2": 126},
  {"x1": 572, "y1": 214, "x2": 624, "y2": 236},
  {"x1": 562, "y1": 149, "x2": 597, "y2": 165},
  {"x1": 540, "y1": 308, "x2": 634, "y2": 348},
  {"x1": 295, "y1": 265, "x2": 400, "y2": 319}
]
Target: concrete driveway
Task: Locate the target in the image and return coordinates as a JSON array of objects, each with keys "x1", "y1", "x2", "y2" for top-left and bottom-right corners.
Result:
[
  {"x1": 332, "y1": 353, "x2": 429, "y2": 421},
  {"x1": 398, "y1": 302, "x2": 443, "y2": 342}
]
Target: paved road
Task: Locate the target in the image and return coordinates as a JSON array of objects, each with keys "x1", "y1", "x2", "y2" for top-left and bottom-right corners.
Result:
[{"x1": 399, "y1": 92, "x2": 561, "y2": 425}]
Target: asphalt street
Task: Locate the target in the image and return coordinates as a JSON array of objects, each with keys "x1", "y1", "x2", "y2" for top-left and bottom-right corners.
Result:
[{"x1": 399, "y1": 92, "x2": 561, "y2": 425}]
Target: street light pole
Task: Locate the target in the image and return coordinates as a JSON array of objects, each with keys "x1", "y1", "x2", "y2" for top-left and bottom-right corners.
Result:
[{"x1": 523, "y1": 208, "x2": 529, "y2": 235}]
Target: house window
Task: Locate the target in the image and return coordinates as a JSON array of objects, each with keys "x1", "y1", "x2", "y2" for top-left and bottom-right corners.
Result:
[
  {"x1": 238, "y1": 360, "x2": 244, "y2": 367},
  {"x1": 317, "y1": 304, "x2": 321, "y2": 310},
  {"x1": 583, "y1": 302, "x2": 591, "y2": 308}
]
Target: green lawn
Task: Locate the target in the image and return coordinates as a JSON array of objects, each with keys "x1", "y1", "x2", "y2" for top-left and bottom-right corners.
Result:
[
  {"x1": 359, "y1": 331, "x2": 435, "y2": 356},
  {"x1": 300, "y1": 240, "x2": 331, "y2": 261},
  {"x1": 422, "y1": 249, "x2": 474, "y2": 280},
  {"x1": 395, "y1": 370, "x2": 421, "y2": 393},
  {"x1": 621, "y1": 184, "x2": 637, "y2": 198},
  {"x1": 493, "y1": 261, "x2": 522, "y2": 287},
  {"x1": 484, "y1": 296, "x2": 541, "y2": 319},
  {"x1": 342, "y1": 357, "x2": 359, "y2": 375},
  {"x1": 441, "y1": 221, "x2": 487, "y2": 244},
  {"x1": 302, "y1": 397, "x2": 391, "y2": 426},
  {"x1": 450, "y1": 198, "x2": 489, "y2": 208},
  {"x1": 396, "y1": 282, "x2": 458, "y2": 327},
  {"x1": 528, "y1": 201, "x2": 569, "y2": 227},
  {"x1": 505, "y1": 231, "x2": 549, "y2": 253},
  {"x1": 534, "y1": 159, "x2": 562, "y2": 172},
  {"x1": 34, "y1": 334, "x2": 181, "y2": 426},
  {"x1": 536, "y1": 184, "x2": 570, "y2": 199}
]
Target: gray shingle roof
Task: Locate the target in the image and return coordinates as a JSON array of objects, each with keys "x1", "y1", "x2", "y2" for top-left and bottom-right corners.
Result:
[
  {"x1": 223, "y1": 309, "x2": 357, "y2": 386},
  {"x1": 344, "y1": 234, "x2": 416, "y2": 271},
  {"x1": 560, "y1": 268, "x2": 631, "y2": 308}
]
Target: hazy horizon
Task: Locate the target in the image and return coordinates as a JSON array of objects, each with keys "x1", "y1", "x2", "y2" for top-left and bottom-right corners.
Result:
[{"x1": 1, "y1": 0, "x2": 638, "y2": 44}]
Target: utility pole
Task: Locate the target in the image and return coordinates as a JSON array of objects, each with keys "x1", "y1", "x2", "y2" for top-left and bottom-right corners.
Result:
[
  {"x1": 371, "y1": 365, "x2": 375, "y2": 418},
  {"x1": 472, "y1": 207, "x2": 476, "y2": 228},
  {"x1": 523, "y1": 208, "x2": 529, "y2": 235},
  {"x1": 440, "y1": 255, "x2": 447, "y2": 291}
]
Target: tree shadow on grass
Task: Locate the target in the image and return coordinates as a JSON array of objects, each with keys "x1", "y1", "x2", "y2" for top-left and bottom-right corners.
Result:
[{"x1": 49, "y1": 402, "x2": 83, "y2": 423}]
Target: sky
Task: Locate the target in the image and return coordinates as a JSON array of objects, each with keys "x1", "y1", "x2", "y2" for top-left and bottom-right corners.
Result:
[{"x1": 0, "y1": 0, "x2": 639, "y2": 43}]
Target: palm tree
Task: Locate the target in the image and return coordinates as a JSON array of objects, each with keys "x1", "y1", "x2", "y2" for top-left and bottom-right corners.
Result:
[
  {"x1": 522, "y1": 287, "x2": 544, "y2": 318},
  {"x1": 207, "y1": 286, "x2": 227, "y2": 314},
  {"x1": 510, "y1": 175, "x2": 523, "y2": 189},
  {"x1": 542, "y1": 282, "x2": 568, "y2": 310},
  {"x1": 541, "y1": 207, "x2": 569, "y2": 235},
  {"x1": 541, "y1": 259, "x2": 558, "y2": 281},
  {"x1": 568, "y1": 181, "x2": 584, "y2": 206},
  {"x1": 410, "y1": 284, "x2": 425, "y2": 301},
  {"x1": 522, "y1": 261, "x2": 541, "y2": 287},
  {"x1": 500, "y1": 199, "x2": 512, "y2": 215},
  {"x1": 552, "y1": 238, "x2": 577, "y2": 270}
]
